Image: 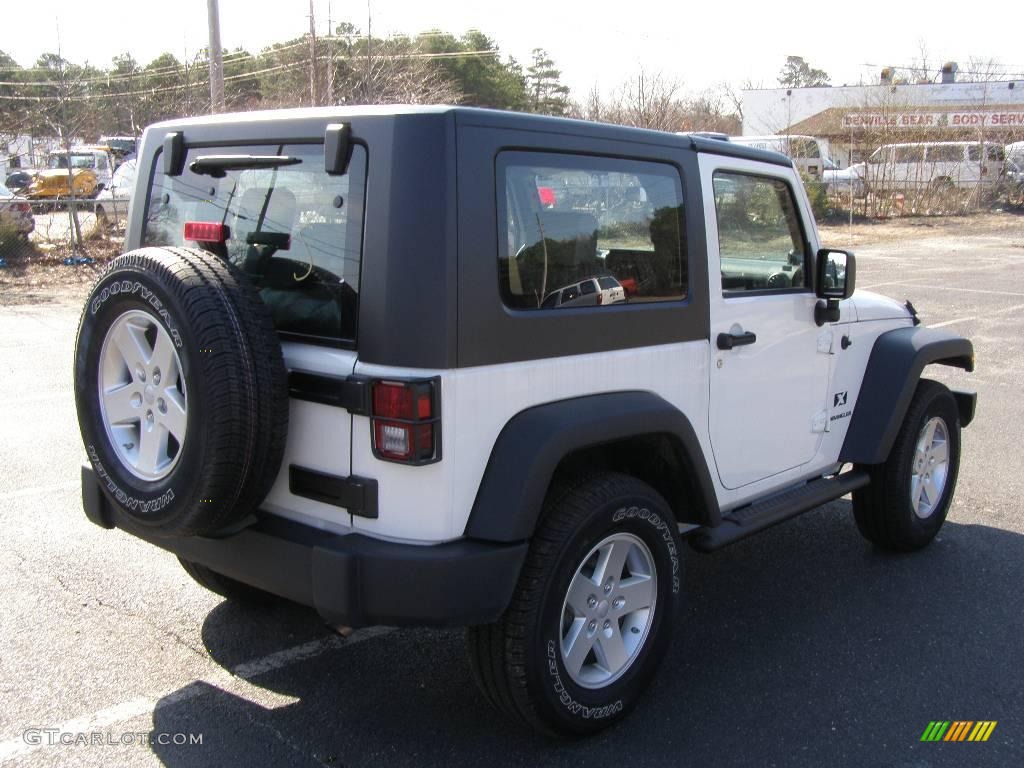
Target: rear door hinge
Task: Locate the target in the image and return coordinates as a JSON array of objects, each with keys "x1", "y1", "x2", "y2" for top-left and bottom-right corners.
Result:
[
  {"x1": 289, "y1": 465, "x2": 379, "y2": 518},
  {"x1": 288, "y1": 371, "x2": 371, "y2": 415}
]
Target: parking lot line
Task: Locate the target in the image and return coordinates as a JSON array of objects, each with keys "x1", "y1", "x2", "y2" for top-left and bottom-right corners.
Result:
[
  {"x1": 0, "y1": 626, "x2": 394, "y2": 762},
  {"x1": 928, "y1": 317, "x2": 977, "y2": 329},
  {"x1": 0, "y1": 393, "x2": 68, "y2": 407}
]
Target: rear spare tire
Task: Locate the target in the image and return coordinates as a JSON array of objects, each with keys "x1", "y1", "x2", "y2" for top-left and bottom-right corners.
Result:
[{"x1": 74, "y1": 246, "x2": 288, "y2": 536}]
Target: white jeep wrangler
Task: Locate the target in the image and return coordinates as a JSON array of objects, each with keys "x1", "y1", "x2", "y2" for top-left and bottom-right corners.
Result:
[{"x1": 74, "y1": 106, "x2": 976, "y2": 737}]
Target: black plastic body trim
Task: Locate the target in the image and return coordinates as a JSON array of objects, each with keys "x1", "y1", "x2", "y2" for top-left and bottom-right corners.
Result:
[
  {"x1": 81, "y1": 465, "x2": 526, "y2": 627},
  {"x1": 840, "y1": 326, "x2": 975, "y2": 465},
  {"x1": 690, "y1": 470, "x2": 870, "y2": 552},
  {"x1": 465, "y1": 391, "x2": 720, "y2": 542},
  {"x1": 288, "y1": 371, "x2": 370, "y2": 414},
  {"x1": 289, "y1": 465, "x2": 378, "y2": 519}
]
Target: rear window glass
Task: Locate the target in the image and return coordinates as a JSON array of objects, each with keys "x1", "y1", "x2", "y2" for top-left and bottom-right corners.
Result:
[
  {"x1": 498, "y1": 152, "x2": 687, "y2": 311},
  {"x1": 143, "y1": 143, "x2": 367, "y2": 344}
]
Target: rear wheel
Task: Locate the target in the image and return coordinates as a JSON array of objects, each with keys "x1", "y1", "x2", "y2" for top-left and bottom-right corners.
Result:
[
  {"x1": 853, "y1": 379, "x2": 961, "y2": 551},
  {"x1": 467, "y1": 472, "x2": 683, "y2": 736}
]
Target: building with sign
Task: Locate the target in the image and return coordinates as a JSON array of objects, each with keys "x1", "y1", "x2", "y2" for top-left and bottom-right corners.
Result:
[{"x1": 741, "y1": 68, "x2": 1024, "y2": 168}]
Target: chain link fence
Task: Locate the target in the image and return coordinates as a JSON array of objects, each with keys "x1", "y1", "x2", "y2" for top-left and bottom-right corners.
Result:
[
  {"x1": 805, "y1": 172, "x2": 1024, "y2": 223},
  {"x1": 0, "y1": 194, "x2": 125, "y2": 302}
]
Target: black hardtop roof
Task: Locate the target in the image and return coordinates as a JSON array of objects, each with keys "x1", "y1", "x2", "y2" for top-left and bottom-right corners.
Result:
[{"x1": 147, "y1": 105, "x2": 792, "y2": 168}]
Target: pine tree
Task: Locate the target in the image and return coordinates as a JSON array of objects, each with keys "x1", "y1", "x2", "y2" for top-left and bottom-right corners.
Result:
[{"x1": 526, "y1": 49, "x2": 570, "y2": 116}]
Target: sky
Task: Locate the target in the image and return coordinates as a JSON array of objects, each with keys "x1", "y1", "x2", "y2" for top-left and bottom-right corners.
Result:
[{"x1": 5, "y1": 0, "x2": 1022, "y2": 100}]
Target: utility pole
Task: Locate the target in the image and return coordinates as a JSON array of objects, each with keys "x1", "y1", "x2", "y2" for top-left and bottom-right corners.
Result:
[
  {"x1": 309, "y1": 0, "x2": 318, "y2": 106},
  {"x1": 206, "y1": 0, "x2": 225, "y2": 112},
  {"x1": 365, "y1": 0, "x2": 372, "y2": 102},
  {"x1": 326, "y1": 2, "x2": 334, "y2": 104}
]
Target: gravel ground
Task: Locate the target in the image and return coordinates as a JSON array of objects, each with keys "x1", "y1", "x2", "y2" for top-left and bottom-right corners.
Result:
[{"x1": 0, "y1": 212, "x2": 1021, "y2": 767}]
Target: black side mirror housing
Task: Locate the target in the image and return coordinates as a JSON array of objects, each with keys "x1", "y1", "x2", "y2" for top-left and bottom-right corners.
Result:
[{"x1": 814, "y1": 248, "x2": 856, "y2": 326}]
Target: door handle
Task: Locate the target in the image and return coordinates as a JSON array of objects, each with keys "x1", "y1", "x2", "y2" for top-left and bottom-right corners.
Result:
[{"x1": 717, "y1": 331, "x2": 757, "y2": 350}]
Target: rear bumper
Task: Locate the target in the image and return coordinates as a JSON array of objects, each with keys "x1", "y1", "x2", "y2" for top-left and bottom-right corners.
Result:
[{"x1": 81, "y1": 466, "x2": 527, "y2": 628}]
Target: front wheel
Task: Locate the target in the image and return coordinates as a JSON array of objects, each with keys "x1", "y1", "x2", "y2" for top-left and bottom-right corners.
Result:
[
  {"x1": 852, "y1": 379, "x2": 961, "y2": 551},
  {"x1": 467, "y1": 472, "x2": 683, "y2": 736}
]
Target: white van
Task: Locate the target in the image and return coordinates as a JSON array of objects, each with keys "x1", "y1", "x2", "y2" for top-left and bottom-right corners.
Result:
[
  {"x1": 863, "y1": 141, "x2": 1004, "y2": 193},
  {"x1": 729, "y1": 135, "x2": 835, "y2": 178}
]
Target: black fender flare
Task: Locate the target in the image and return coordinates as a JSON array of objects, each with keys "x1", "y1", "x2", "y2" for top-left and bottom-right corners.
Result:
[
  {"x1": 464, "y1": 391, "x2": 720, "y2": 542},
  {"x1": 839, "y1": 326, "x2": 974, "y2": 466}
]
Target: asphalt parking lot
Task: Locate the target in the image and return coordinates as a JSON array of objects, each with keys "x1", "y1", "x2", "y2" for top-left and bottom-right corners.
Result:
[{"x1": 0, "y1": 214, "x2": 1022, "y2": 767}]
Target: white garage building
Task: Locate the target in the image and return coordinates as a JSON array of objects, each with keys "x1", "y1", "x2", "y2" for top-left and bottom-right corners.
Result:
[{"x1": 741, "y1": 66, "x2": 1024, "y2": 168}]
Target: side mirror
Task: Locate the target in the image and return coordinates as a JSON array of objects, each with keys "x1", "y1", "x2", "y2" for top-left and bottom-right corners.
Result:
[
  {"x1": 816, "y1": 248, "x2": 855, "y2": 299},
  {"x1": 814, "y1": 248, "x2": 855, "y2": 326}
]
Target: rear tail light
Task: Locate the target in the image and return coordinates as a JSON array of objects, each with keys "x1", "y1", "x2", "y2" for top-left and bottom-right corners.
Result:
[
  {"x1": 11, "y1": 202, "x2": 31, "y2": 214},
  {"x1": 184, "y1": 221, "x2": 228, "y2": 243},
  {"x1": 370, "y1": 379, "x2": 440, "y2": 464}
]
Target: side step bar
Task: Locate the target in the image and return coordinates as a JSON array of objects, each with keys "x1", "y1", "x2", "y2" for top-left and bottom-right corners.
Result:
[{"x1": 689, "y1": 470, "x2": 870, "y2": 552}]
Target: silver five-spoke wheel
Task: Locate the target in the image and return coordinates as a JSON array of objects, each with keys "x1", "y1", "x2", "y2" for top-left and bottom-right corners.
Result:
[
  {"x1": 560, "y1": 532, "x2": 657, "y2": 689},
  {"x1": 98, "y1": 310, "x2": 187, "y2": 481},
  {"x1": 911, "y1": 416, "x2": 949, "y2": 519}
]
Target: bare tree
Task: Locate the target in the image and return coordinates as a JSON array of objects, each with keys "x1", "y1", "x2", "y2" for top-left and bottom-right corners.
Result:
[{"x1": 30, "y1": 52, "x2": 100, "y2": 252}]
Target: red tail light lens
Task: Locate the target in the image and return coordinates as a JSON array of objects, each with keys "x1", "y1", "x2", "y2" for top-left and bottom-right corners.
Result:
[
  {"x1": 184, "y1": 221, "x2": 228, "y2": 243},
  {"x1": 370, "y1": 379, "x2": 439, "y2": 464},
  {"x1": 12, "y1": 202, "x2": 31, "y2": 214}
]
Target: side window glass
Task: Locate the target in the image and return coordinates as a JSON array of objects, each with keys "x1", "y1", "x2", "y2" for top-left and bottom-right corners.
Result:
[
  {"x1": 498, "y1": 152, "x2": 687, "y2": 310},
  {"x1": 713, "y1": 171, "x2": 808, "y2": 293},
  {"x1": 895, "y1": 146, "x2": 923, "y2": 163},
  {"x1": 929, "y1": 145, "x2": 962, "y2": 163}
]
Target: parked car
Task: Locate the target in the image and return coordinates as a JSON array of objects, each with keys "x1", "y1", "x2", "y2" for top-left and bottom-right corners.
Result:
[
  {"x1": 540, "y1": 275, "x2": 628, "y2": 308},
  {"x1": 823, "y1": 163, "x2": 867, "y2": 197},
  {"x1": 1006, "y1": 140, "x2": 1024, "y2": 168},
  {"x1": 729, "y1": 134, "x2": 837, "y2": 178},
  {"x1": 93, "y1": 158, "x2": 136, "y2": 229},
  {"x1": 862, "y1": 141, "x2": 1004, "y2": 193},
  {"x1": 5, "y1": 170, "x2": 33, "y2": 195},
  {"x1": 98, "y1": 135, "x2": 138, "y2": 166},
  {"x1": 1003, "y1": 157, "x2": 1024, "y2": 207},
  {"x1": 0, "y1": 182, "x2": 35, "y2": 238},
  {"x1": 27, "y1": 146, "x2": 114, "y2": 206}
]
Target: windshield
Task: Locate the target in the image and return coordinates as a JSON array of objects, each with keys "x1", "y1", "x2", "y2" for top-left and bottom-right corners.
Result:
[{"x1": 47, "y1": 153, "x2": 95, "y2": 170}]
